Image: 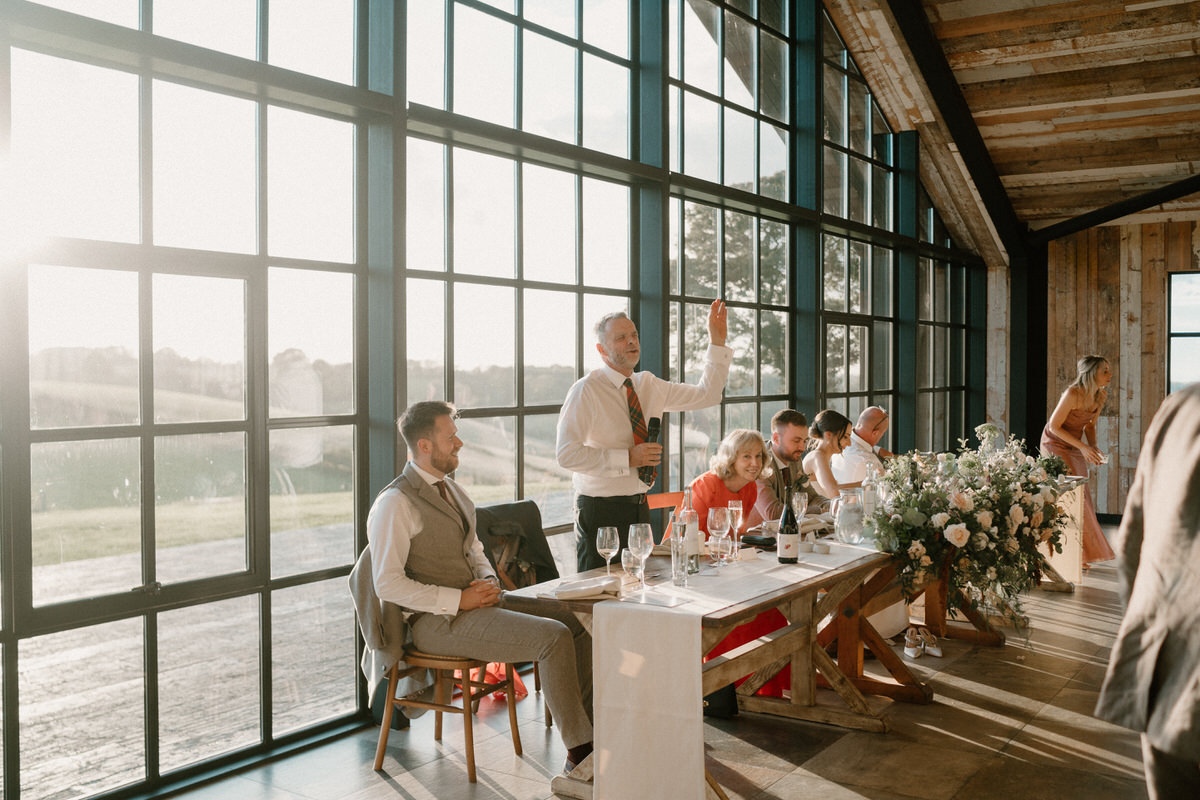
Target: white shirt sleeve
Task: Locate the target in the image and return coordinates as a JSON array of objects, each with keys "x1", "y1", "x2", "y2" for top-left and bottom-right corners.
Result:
[{"x1": 367, "y1": 489, "x2": 464, "y2": 617}]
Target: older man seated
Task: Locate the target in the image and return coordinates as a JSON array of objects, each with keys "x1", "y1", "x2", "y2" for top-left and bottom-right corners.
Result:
[{"x1": 831, "y1": 406, "x2": 893, "y2": 484}]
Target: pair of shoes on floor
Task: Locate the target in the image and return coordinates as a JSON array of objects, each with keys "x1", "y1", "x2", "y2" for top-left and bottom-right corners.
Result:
[{"x1": 902, "y1": 625, "x2": 942, "y2": 659}]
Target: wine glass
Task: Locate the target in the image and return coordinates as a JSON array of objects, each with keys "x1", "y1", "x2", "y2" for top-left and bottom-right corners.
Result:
[
  {"x1": 596, "y1": 527, "x2": 619, "y2": 576},
  {"x1": 707, "y1": 507, "x2": 731, "y2": 568},
  {"x1": 620, "y1": 549, "x2": 643, "y2": 590},
  {"x1": 791, "y1": 490, "x2": 809, "y2": 522},
  {"x1": 726, "y1": 500, "x2": 743, "y2": 558},
  {"x1": 628, "y1": 523, "x2": 654, "y2": 593}
]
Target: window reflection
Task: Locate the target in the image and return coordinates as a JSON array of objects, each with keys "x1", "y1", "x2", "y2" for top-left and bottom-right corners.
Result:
[
  {"x1": 272, "y1": 580, "x2": 357, "y2": 734},
  {"x1": 454, "y1": 284, "x2": 515, "y2": 408},
  {"x1": 523, "y1": 290, "x2": 577, "y2": 406},
  {"x1": 406, "y1": 279, "x2": 446, "y2": 406},
  {"x1": 269, "y1": 268, "x2": 354, "y2": 417},
  {"x1": 268, "y1": 0, "x2": 354, "y2": 84},
  {"x1": 271, "y1": 426, "x2": 354, "y2": 578},
  {"x1": 582, "y1": 178, "x2": 630, "y2": 289},
  {"x1": 582, "y1": 55, "x2": 629, "y2": 158},
  {"x1": 453, "y1": 416, "x2": 517, "y2": 502},
  {"x1": 523, "y1": 414, "x2": 573, "y2": 527}
]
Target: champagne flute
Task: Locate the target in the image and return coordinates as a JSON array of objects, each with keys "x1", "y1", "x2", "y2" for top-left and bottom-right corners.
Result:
[
  {"x1": 707, "y1": 507, "x2": 731, "y2": 568},
  {"x1": 726, "y1": 500, "x2": 743, "y2": 559},
  {"x1": 791, "y1": 490, "x2": 809, "y2": 523},
  {"x1": 628, "y1": 523, "x2": 654, "y2": 593},
  {"x1": 596, "y1": 527, "x2": 619, "y2": 576}
]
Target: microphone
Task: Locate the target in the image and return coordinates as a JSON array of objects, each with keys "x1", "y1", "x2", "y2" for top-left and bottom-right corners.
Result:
[{"x1": 646, "y1": 416, "x2": 660, "y2": 444}]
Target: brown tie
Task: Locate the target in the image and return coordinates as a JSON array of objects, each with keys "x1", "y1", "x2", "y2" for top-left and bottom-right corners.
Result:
[{"x1": 434, "y1": 480, "x2": 469, "y2": 531}]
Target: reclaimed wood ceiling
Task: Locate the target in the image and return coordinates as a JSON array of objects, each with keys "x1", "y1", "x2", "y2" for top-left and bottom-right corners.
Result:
[{"x1": 923, "y1": 0, "x2": 1200, "y2": 231}]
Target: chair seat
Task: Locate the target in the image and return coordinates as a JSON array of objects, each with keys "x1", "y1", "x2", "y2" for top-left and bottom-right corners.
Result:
[{"x1": 399, "y1": 649, "x2": 485, "y2": 671}]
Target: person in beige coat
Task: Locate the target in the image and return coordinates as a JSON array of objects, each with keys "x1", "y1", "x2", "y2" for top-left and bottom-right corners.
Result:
[{"x1": 1095, "y1": 382, "x2": 1200, "y2": 798}]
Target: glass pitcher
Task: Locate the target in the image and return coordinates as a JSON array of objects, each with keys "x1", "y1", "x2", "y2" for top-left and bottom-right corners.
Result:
[{"x1": 833, "y1": 488, "x2": 866, "y2": 544}]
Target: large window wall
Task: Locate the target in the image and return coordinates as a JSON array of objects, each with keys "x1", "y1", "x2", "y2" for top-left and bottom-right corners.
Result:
[{"x1": 1, "y1": 2, "x2": 986, "y2": 798}]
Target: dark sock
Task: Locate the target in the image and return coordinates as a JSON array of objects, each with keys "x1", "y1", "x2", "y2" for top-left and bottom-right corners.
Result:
[{"x1": 566, "y1": 741, "x2": 593, "y2": 765}]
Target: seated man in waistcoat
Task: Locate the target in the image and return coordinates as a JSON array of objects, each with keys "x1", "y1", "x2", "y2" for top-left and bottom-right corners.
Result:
[{"x1": 367, "y1": 400, "x2": 594, "y2": 776}]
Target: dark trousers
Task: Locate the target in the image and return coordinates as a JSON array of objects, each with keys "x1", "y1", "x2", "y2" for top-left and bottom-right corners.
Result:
[
  {"x1": 1143, "y1": 736, "x2": 1200, "y2": 800},
  {"x1": 574, "y1": 493, "x2": 650, "y2": 572}
]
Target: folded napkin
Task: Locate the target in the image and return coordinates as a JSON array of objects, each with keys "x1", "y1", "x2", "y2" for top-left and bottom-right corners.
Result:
[
  {"x1": 800, "y1": 513, "x2": 834, "y2": 534},
  {"x1": 550, "y1": 575, "x2": 622, "y2": 600}
]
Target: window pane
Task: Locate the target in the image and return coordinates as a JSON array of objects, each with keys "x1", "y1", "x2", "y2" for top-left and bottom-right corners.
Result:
[
  {"x1": 20, "y1": 620, "x2": 144, "y2": 798},
  {"x1": 872, "y1": 246, "x2": 892, "y2": 313},
  {"x1": 823, "y1": 235, "x2": 846, "y2": 313},
  {"x1": 407, "y1": 0, "x2": 446, "y2": 108},
  {"x1": 669, "y1": 197, "x2": 682, "y2": 295},
  {"x1": 917, "y1": 324, "x2": 932, "y2": 387},
  {"x1": 683, "y1": 302, "x2": 712, "y2": 384},
  {"x1": 724, "y1": 11, "x2": 755, "y2": 108},
  {"x1": 31, "y1": 0, "x2": 137, "y2": 25},
  {"x1": 1170, "y1": 338, "x2": 1200, "y2": 392},
  {"x1": 583, "y1": 178, "x2": 630, "y2": 289},
  {"x1": 724, "y1": 211, "x2": 754, "y2": 303},
  {"x1": 826, "y1": 323, "x2": 846, "y2": 393},
  {"x1": 524, "y1": 290, "x2": 577, "y2": 406},
  {"x1": 683, "y1": 91, "x2": 719, "y2": 183},
  {"x1": 154, "y1": 82, "x2": 256, "y2": 252},
  {"x1": 848, "y1": 79, "x2": 868, "y2": 154},
  {"x1": 935, "y1": 262, "x2": 949, "y2": 322},
  {"x1": 872, "y1": 321, "x2": 892, "y2": 390},
  {"x1": 454, "y1": 284, "x2": 515, "y2": 407},
  {"x1": 11, "y1": 51, "x2": 140, "y2": 243},
  {"x1": 724, "y1": 402, "x2": 755, "y2": 432},
  {"x1": 848, "y1": 325, "x2": 867, "y2": 392},
  {"x1": 271, "y1": 426, "x2": 354, "y2": 577},
  {"x1": 156, "y1": 433, "x2": 247, "y2": 584},
  {"x1": 823, "y1": 64, "x2": 845, "y2": 145},
  {"x1": 872, "y1": 163, "x2": 892, "y2": 230},
  {"x1": 872, "y1": 103, "x2": 892, "y2": 161},
  {"x1": 159, "y1": 597, "x2": 260, "y2": 770},
  {"x1": 154, "y1": 0, "x2": 257, "y2": 59},
  {"x1": 760, "y1": 219, "x2": 787, "y2": 306},
  {"x1": 154, "y1": 274, "x2": 246, "y2": 423},
  {"x1": 407, "y1": 138, "x2": 446, "y2": 271},
  {"x1": 760, "y1": 29, "x2": 787, "y2": 122},
  {"x1": 1171, "y1": 273, "x2": 1200, "y2": 332},
  {"x1": 933, "y1": 390, "x2": 947, "y2": 452},
  {"x1": 453, "y1": 150, "x2": 515, "y2": 278},
  {"x1": 682, "y1": 0, "x2": 719, "y2": 95},
  {"x1": 32, "y1": 439, "x2": 141, "y2": 606},
  {"x1": 406, "y1": 279, "x2": 445, "y2": 405},
  {"x1": 683, "y1": 201, "x2": 718, "y2": 297},
  {"x1": 847, "y1": 239, "x2": 866, "y2": 314},
  {"x1": 524, "y1": 31, "x2": 576, "y2": 144},
  {"x1": 269, "y1": 268, "x2": 355, "y2": 416},
  {"x1": 917, "y1": 392, "x2": 932, "y2": 451},
  {"x1": 823, "y1": 148, "x2": 845, "y2": 217},
  {"x1": 919, "y1": 258, "x2": 933, "y2": 320},
  {"x1": 268, "y1": 0, "x2": 354, "y2": 84},
  {"x1": 723, "y1": 107, "x2": 755, "y2": 191},
  {"x1": 268, "y1": 107, "x2": 354, "y2": 262},
  {"x1": 523, "y1": 414, "x2": 573, "y2": 528},
  {"x1": 583, "y1": 0, "x2": 628, "y2": 57},
  {"x1": 526, "y1": 0, "x2": 575, "y2": 36},
  {"x1": 523, "y1": 165, "x2": 576, "y2": 283},
  {"x1": 822, "y1": 11, "x2": 844, "y2": 62},
  {"x1": 273, "y1": 579, "x2": 357, "y2": 734},
  {"x1": 761, "y1": 0, "x2": 786, "y2": 33},
  {"x1": 454, "y1": 416, "x2": 516, "y2": 502},
  {"x1": 454, "y1": 8, "x2": 514, "y2": 127},
  {"x1": 934, "y1": 325, "x2": 947, "y2": 385},
  {"x1": 582, "y1": 54, "x2": 629, "y2": 158},
  {"x1": 760, "y1": 309, "x2": 787, "y2": 394},
  {"x1": 727, "y1": 305, "x2": 755, "y2": 398},
  {"x1": 761, "y1": 121, "x2": 787, "y2": 201},
  {"x1": 848, "y1": 155, "x2": 868, "y2": 224},
  {"x1": 29, "y1": 265, "x2": 140, "y2": 429}
]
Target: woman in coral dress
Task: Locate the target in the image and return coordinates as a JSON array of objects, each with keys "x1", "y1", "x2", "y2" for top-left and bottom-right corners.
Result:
[
  {"x1": 684, "y1": 429, "x2": 792, "y2": 698},
  {"x1": 1040, "y1": 355, "x2": 1116, "y2": 566}
]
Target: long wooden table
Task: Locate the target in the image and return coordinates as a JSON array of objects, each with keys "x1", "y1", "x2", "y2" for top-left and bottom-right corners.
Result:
[{"x1": 510, "y1": 542, "x2": 931, "y2": 799}]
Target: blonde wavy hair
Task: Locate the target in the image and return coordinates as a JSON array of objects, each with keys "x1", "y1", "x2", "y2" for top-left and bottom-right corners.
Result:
[
  {"x1": 1071, "y1": 355, "x2": 1109, "y2": 407},
  {"x1": 709, "y1": 429, "x2": 774, "y2": 482}
]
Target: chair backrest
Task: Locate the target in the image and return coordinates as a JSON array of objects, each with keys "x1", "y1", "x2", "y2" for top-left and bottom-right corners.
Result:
[{"x1": 475, "y1": 499, "x2": 559, "y2": 589}]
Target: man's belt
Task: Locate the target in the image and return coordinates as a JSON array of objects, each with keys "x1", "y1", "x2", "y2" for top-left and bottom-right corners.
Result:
[{"x1": 579, "y1": 493, "x2": 647, "y2": 505}]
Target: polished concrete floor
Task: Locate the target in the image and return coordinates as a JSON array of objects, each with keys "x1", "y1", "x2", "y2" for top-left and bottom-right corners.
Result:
[{"x1": 165, "y1": 528, "x2": 1147, "y2": 799}]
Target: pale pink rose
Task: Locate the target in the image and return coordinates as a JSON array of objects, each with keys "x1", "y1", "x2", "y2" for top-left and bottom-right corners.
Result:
[
  {"x1": 975, "y1": 510, "x2": 993, "y2": 528},
  {"x1": 1005, "y1": 537, "x2": 1019, "y2": 553},
  {"x1": 931, "y1": 512, "x2": 951, "y2": 528},
  {"x1": 920, "y1": 555, "x2": 932, "y2": 567},
  {"x1": 1009, "y1": 504, "x2": 1027, "y2": 526},
  {"x1": 944, "y1": 523, "x2": 970, "y2": 548},
  {"x1": 1030, "y1": 510, "x2": 1044, "y2": 529},
  {"x1": 907, "y1": 540, "x2": 926, "y2": 559},
  {"x1": 951, "y1": 491, "x2": 974, "y2": 512}
]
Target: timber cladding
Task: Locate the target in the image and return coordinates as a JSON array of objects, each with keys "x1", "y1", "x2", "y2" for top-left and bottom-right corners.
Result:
[{"x1": 1046, "y1": 222, "x2": 1200, "y2": 514}]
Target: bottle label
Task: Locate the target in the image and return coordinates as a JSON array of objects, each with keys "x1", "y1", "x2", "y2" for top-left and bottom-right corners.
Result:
[{"x1": 778, "y1": 533, "x2": 799, "y2": 560}]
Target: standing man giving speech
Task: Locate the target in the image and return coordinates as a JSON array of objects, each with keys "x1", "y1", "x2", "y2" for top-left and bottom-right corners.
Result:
[{"x1": 556, "y1": 301, "x2": 731, "y2": 571}]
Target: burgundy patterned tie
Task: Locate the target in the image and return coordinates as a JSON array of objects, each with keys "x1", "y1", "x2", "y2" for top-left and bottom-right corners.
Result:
[
  {"x1": 623, "y1": 378, "x2": 656, "y2": 486},
  {"x1": 434, "y1": 480, "x2": 469, "y2": 531}
]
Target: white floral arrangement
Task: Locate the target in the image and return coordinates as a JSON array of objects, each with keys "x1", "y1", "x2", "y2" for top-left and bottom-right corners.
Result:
[{"x1": 867, "y1": 423, "x2": 1070, "y2": 621}]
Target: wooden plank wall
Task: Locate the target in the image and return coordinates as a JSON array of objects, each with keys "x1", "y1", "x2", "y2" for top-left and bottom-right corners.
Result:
[{"x1": 1046, "y1": 221, "x2": 1200, "y2": 514}]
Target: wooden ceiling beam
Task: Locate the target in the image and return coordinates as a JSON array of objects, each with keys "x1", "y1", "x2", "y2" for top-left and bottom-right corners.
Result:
[
  {"x1": 990, "y1": 133, "x2": 1200, "y2": 172},
  {"x1": 1028, "y1": 171, "x2": 1200, "y2": 241},
  {"x1": 950, "y1": 37, "x2": 1200, "y2": 81}
]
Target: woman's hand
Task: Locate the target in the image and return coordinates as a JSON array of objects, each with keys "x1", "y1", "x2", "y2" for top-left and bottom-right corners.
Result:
[{"x1": 1081, "y1": 443, "x2": 1105, "y2": 465}]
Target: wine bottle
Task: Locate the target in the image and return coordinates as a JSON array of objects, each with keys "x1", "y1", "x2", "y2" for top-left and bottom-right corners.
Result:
[
  {"x1": 778, "y1": 483, "x2": 800, "y2": 564},
  {"x1": 681, "y1": 486, "x2": 701, "y2": 573}
]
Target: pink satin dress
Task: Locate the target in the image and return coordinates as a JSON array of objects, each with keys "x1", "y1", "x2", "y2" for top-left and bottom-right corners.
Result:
[{"x1": 1040, "y1": 407, "x2": 1115, "y2": 564}]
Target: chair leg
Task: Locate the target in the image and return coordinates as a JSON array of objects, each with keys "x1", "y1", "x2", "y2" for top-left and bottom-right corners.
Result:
[
  {"x1": 433, "y1": 669, "x2": 445, "y2": 742},
  {"x1": 460, "y1": 670, "x2": 477, "y2": 783},
  {"x1": 505, "y1": 663, "x2": 523, "y2": 756},
  {"x1": 535, "y1": 663, "x2": 552, "y2": 728},
  {"x1": 373, "y1": 665, "x2": 398, "y2": 771}
]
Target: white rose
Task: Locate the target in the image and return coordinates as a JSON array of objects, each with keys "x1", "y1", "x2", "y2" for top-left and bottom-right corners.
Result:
[
  {"x1": 907, "y1": 540, "x2": 926, "y2": 559},
  {"x1": 975, "y1": 510, "x2": 993, "y2": 528},
  {"x1": 1030, "y1": 510, "x2": 1044, "y2": 529},
  {"x1": 1009, "y1": 504, "x2": 1027, "y2": 526},
  {"x1": 931, "y1": 512, "x2": 951, "y2": 528},
  {"x1": 1005, "y1": 537, "x2": 1019, "y2": 553},
  {"x1": 951, "y1": 491, "x2": 974, "y2": 512},
  {"x1": 986, "y1": 566, "x2": 997, "y2": 581},
  {"x1": 944, "y1": 523, "x2": 970, "y2": 548}
]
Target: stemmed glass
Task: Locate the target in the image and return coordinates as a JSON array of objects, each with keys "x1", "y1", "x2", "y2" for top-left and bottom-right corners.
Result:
[
  {"x1": 726, "y1": 500, "x2": 743, "y2": 559},
  {"x1": 791, "y1": 490, "x2": 809, "y2": 522},
  {"x1": 627, "y1": 523, "x2": 654, "y2": 593},
  {"x1": 596, "y1": 527, "x2": 619, "y2": 576},
  {"x1": 707, "y1": 507, "x2": 731, "y2": 568}
]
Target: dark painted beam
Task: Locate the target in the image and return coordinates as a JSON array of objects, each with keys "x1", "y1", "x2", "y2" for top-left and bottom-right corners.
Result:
[
  {"x1": 1029, "y1": 172, "x2": 1200, "y2": 244},
  {"x1": 884, "y1": 0, "x2": 1028, "y2": 262}
]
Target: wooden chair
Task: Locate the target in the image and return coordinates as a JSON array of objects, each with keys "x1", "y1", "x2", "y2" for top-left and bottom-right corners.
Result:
[
  {"x1": 647, "y1": 491, "x2": 685, "y2": 535},
  {"x1": 373, "y1": 649, "x2": 523, "y2": 782}
]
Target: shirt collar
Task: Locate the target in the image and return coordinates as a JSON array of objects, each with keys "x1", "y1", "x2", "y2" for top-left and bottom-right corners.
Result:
[
  {"x1": 409, "y1": 462, "x2": 444, "y2": 487},
  {"x1": 599, "y1": 362, "x2": 634, "y2": 388},
  {"x1": 850, "y1": 431, "x2": 873, "y2": 452}
]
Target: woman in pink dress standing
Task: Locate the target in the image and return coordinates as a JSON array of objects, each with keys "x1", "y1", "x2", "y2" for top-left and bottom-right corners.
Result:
[{"x1": 1040, "y1": 355, "x2": 1116, "y2": 566}]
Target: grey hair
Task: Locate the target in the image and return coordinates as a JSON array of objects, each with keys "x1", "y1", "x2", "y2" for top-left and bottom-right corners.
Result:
[
  {"x1": 594, "y1": 311, "x2": 630, "y2": 344},
  {"x1": 709, "y1": 429, "x2": 774, "y2": 482}
]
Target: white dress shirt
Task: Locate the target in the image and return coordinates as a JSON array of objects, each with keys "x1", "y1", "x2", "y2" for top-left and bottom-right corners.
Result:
[
  {"x1": 366, "y1": 462, "x2": 494, "y2": 618},
  {"x1": 556, "y1": 344, "x2": 732, "y2": 497},
  {"x1": 831, "y1": 431, "x2": 884, "y2": 484}
]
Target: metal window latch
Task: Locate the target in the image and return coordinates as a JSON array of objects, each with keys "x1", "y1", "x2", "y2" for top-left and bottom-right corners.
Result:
[{"x1": 132, "y1": 582, "x2": 163, "y2": 595}]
